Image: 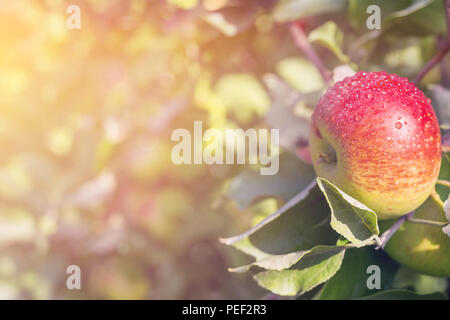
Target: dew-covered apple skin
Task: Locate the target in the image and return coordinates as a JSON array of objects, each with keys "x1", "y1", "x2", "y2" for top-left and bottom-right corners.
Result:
[{"x1": 309, "y1": 71, "x2": 441, "y2": 220}]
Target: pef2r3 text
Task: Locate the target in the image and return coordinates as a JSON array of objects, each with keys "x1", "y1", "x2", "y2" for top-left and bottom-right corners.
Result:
[{"x1": 182, "y1": 304, "x2": 267, "y2": 317}]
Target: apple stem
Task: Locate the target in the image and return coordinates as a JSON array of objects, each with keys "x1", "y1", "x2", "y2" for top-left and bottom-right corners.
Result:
[
  {"x1": 375, "y1": 211, "x2": 414, "y2": 250},
  {"x1": 317, "y1": 148, "x2": 337, "y2": 165}
]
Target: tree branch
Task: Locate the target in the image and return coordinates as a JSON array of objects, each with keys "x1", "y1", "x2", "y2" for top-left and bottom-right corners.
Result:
[
  {"x1": 375, "y1": 211, "x2": 414, "y2": 249},
  {"x1": 413, "y1": 0, "x2": 450, "y2": 84},
  {"x1": 407, "y1": 216, "x2": 448, "y2": 227},
  {"x1": 289, "y1": 22, "x2": 333, "y2": 86}
]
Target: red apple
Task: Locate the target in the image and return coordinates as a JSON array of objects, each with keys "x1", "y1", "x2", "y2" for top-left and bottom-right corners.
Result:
[{"x1": 309, "y1": 71, "x2": 441, "y2": 220}]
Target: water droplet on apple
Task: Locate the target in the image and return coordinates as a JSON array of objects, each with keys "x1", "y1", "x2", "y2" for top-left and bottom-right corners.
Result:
[{"x1": 395, "y1": 122, "x2": 402, "y2": 129}]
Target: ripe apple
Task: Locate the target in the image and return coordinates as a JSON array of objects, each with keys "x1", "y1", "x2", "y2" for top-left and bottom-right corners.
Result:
[
  {"x1": 380, "y1": 190, "x2": 450, "y2": 277},
  {"x1": 309, "y1": 71, "x2": 441, "y2": 220}
]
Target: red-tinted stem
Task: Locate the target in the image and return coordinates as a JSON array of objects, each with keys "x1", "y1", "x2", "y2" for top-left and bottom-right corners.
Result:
[
  {"x1": 413, "y1": 0, "x2": 450, "y2": 84},
  {"x1": 289, "y1": 22, "x2": 332, "y2": 86}
]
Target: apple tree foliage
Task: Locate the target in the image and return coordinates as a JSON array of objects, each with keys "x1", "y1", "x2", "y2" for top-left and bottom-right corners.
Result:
[
  {"x1": 211, "y1": 0, "x2": 450, "y2": 299},
  {"x1": 0, "y1": 0, "x2": 449, "y2": 300}
]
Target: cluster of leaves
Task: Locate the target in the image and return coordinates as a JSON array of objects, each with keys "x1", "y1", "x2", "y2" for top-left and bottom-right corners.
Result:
[
  {"x1": 204, "y1": 0, "x2": 450, "y2": 299},
  {"x1": 223, "y1": 152, "x2": 450, "y2": 299}
]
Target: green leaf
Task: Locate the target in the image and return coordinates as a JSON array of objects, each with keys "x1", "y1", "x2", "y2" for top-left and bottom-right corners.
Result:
[
  {"x1": 203, "y1": 7, "x2": 256, "y2": 37},
  {"x1": 226, "y1": 152, "x2": 315, "y2": 209},
  {"x1": 437, "y1": 152, "x2": 450, "y2": 202},
  {"x1": 276, "y1": 57, "x2": 325, "y2": 93},
  {"x1": 429, "y1": 85, "x2": 450, "y2": 129},
  {"x1": 391, "y1": 0, "x2": 446, "y2": 36},
  {"x1": 308, "y1": 21, "x2": 350, "y2": 63},
  {"x1": 439, "y1": 152, "x2": 450, "y2": 181},
  {"x1": 348, "y1": 0, "x2": 446, "y2": 36},
  {"x1": 317, "y1": 178, "x2": 379, "y2": 247},
  {"x1": 221, "y1": 183, "x2": 338, "y2": 260},
  {"x1": 358, "y1": 289, "x2": 447, "y2": 300},
  {"x1": 348, "y1": 0, "x2": 406, "y2": 30},
  {"x1": 273, "y1": 0, "x2": 347, "y2": 22},
  {"x1": 436, "y1": 179, "x2": 450, "y2": 203},
  {"x1": 262, "y1": 74, "x2": 320, "y2": 157},
  {"x1": 320, "y1": 247, "x2": 398, "y2": 299},
  {"x1": 229, "y1": 250, "x2": 309, "y2": 273},
  {"x1": 253, "y1": 245, "x2": 346, "y2": 296},
  {"x1": 215, "y1": 73, "x2": 270, "y2": 123}
]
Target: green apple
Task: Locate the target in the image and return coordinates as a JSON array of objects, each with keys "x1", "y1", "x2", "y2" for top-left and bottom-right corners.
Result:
[{"x1": 380, "y1": 190, "x2": 450, "y2": 277}]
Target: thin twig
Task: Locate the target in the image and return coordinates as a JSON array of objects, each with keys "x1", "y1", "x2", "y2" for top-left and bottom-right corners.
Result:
[
  {"x1": 375, "y1": 211, "x2": 414, "y2": 249},
  {"x1": 437, "y1": 179, "x2": 450, "y2": 188},
  {"x1": 413, "y1": 0, "x2": 450, "y2": 84},
  {"x1": 445, "y1": 0, "x2": 450, "y2": 43},
  {"x1": 289, "y1": 22, "x2": 333, "y2": 86},
  {"x1": 407, "y1": 217, "x2": 448, "y2": 227},
  {"x1": 413, "y1": 44, "x2": 450, "y2": 84}
]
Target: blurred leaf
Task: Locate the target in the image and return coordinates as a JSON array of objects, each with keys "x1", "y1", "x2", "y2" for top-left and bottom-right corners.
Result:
[
  {"x1": 429, "y1": 84, "x2": 450, "y2": 128},
  {"x1": 215, "y1": 73, "x2": 270, "y2": 124},
  {"x1": 384, "y1": 44, "x2": 424, "y2": 76},
  {"x1": 203, "y1": 7, "x2": 256, "y2": 37},
  {"x1": 263, "y1": 74, "x2": 320, "y2": 159},
  {"x1": 392, "y1": 267, "x2": 448, "y2": 294},
  {"x1": 226, "y1": 152, "x2": 315, "y2": 209},
  {"x1": 169, "y1": 0, "x2": 199, "y2": 9},
  {"x1": 89, "y1": 259, "x2": 150, "y2": 300},
  {"x1": 66, "y1": 171, "x2": 116, "y2": 209},
  {"x1": 276, "y1": 57, "x2": 325, "y2": 93},
  {"x1": 273, "y1": 0, "x2": 347, "y2": 22},
  {"x1": 388, "y1": 0, "x2": 446, "y2": 35},
  {"x1": 439, "y1": 152, "x2": 450, "y2": 181},
  {"x1": 317, "y1": 178, "x2": 379, "y2": 247},
  {"x1": 358, "y1": 289, "x2": 447, "y2": 300},
  {"x1": 332, "y1": 65, "x2": 356, "y2": 82},
  {"x1": 320, "y1": 247, "x2": 398, "y2": 299},
  {"x1": 0, "y1": 207, "x2": 35, "y2": 245},
  {"x1": 0, "y1": 158, "x2": 32, "y2": 200},
  {"x1": 348, "y1": 0, "x2": 446, "y2": 36},
  {"x1": 253, "y1": 245, "x2": 346, "y2": 296},
  {"x1": 308, "y1": 21, "x2": 350, "y2": 63}
]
